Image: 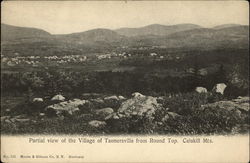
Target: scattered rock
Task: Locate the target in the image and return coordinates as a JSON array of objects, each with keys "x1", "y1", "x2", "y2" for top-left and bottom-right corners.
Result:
[
  {"x1": 212, "y1": 83, "x2": 227, "y2": 95},
  {"x1": 46, "y1": 99, "x2": 86, "y2": 116},
  {"x1": 33, "y1": 98, "x2": 43, "y2": 102},
  {"x1": 195, "y1": 87, "x2": 207, "y2": 93},
  {"x1": 88, "y1": 120, "x2": 106, "y2": 128}
]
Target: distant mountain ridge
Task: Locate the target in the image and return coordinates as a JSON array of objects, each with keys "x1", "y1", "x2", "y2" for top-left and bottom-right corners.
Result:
[
  {"x1": 1, "y1": 23, "x2": 249, "y2": 56},
  {"x1": 213, "y1": 24, "x2": 243, "y2": 29},
  {"x1": 115, "y1": 23, "x2": 202, "y2": 37}
]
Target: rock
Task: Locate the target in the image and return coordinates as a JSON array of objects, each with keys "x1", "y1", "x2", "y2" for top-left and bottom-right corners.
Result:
[
  {"x1": 131, "y1": 92, "x2": 145, "y2": 98},
  {"x1": 90, "y1": 98, "x2": 104, "y2": 105},
  {"x1": 95, "y1": 107, "x2": 114, "y2": 115},
  {"x1": 212, "y1": 83, "x2": 227, "y2": 95},
  {"x1": 167, "y1": 112, "x2": 181, "y2": 118},
  {"x1": 1, "y1": 116, "x2": 10, "y2": 122},
  {"x1": 87, "y1": 98, "x2": 105, "y2": 110},
  {"x1": 231, "y1": 124, "x2": 250, "y2": 134},
  {"x1": 156, "y1": 97, "x2": 164, "y2": 103},
  {"x1": 162, "y1": 112, "x2": 181, "y2": 122},
  {"x1": 198, "y1": 68, "x2": 208, "y2": 76},
  {"x1": 118, "y1": 96, "x2": 126, "y2": 100},
  {"x1": 105, "y1": 95, "x2": 159, "y2": 120},
  {"x1": 88, "y1": 120, "x2": 106, "y2": 128},
  {"x1": 104, "y1": 95, "x2": 119, "y2": 101},
  {"x1": 113, "y1": 115, "x2": 120, "y2": 119},
  {"x1": 33, "y1": 98, "x2": 43, "y2": 102},
  {"x1": 117, "y1": 96, "x2": 161, "y2": 117},
  {"x1": 5, "y1": 119, "x2": 13, "y2": 123},
  {"x1": 104, "y1": 114, "x2": 114, "y2": 120},
  {"x1": 202, "y1": 96, "x2": 249, "y2": 112},
  {"x1": 232, "y1": 96, "x2": 249, "y2": 103},
  {"x1": 39, "y1": 113, "x2": 45, "y2": 116},
  {"x1": 46, "y1": 99, "x2": 86, "y2": 116},
  {"x1": 13, "y1": 114, "x2": 27, "y2": 119},
  {"x1": 195, "y1": 87, "x2": 207, "y2": 93},
  {"x1": 81, "y1": 93, "x2": 102, "y2": 99},
  {"x1": 95, "y1": 108, "x2": 114, "y2": 120},
  {"x1": 14, "y1": 118, "x2": 30, "y2": 122},
  {"x1": 51, "y1": 94, "x2": 65, "y2": 101}
]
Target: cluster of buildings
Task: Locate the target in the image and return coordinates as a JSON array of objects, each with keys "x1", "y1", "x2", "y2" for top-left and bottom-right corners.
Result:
[
  {"x1": 1, "y1": 54, "x2": 88, "y2": 67},
  {"x1": 1, "y1": 50, "x2": 183, "y2": 67},
  {"x1": 96, "y1": 52, "x2": 132, "y2": 60}
]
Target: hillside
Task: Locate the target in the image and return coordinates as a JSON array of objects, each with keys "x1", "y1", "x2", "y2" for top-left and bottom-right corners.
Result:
[
  {"x1": 1, "y1": 24, "x2": 51, "y2": 41},
  {"x1": 58, "y1": 28, "x2": 125, "y2": 43},
  {"x1": 125, "y1": 25, "x2": 249, "y2": 49}
]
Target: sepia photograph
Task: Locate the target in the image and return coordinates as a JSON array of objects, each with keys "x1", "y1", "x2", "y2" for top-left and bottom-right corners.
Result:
[{"x1": 0, "y1": 0, "x2": 249, "y2": 162}]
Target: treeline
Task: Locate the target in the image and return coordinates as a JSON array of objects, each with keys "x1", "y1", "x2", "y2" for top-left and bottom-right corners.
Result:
[{"x1": 1, "y1": 69, "x2": 230, "y2": 97}]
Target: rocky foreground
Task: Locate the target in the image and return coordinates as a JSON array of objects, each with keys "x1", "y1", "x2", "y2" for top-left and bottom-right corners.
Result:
[{"x1": 1, "y1": 92, "x2": 249, "y2": 135}]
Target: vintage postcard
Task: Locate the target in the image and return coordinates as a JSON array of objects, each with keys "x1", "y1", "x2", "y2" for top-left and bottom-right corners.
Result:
[{"x1": 1, "y1": 1, "x2": 249, "y2": 162}]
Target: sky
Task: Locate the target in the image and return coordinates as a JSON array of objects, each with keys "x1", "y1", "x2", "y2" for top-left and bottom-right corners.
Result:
[{"x1": 1, "y1": 1, "x2": 249, "y2": 34}]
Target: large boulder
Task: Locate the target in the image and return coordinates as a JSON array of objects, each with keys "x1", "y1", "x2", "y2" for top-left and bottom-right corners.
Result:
[
  {"x1": 195, "y1": 87, "x2": 208, "y2": 93},
  {"x1": 212, "y1": 83, "x2": 227, "y2": 95},
  {"x1": 106, "y1": 95, "x2": 161, "y2": 120},
  {"x1": 51, "y1": 94, "x2": 65, "y2": 101},
  {"x1": 45, "y1": 99, "x2": 86, "y2": 116}
]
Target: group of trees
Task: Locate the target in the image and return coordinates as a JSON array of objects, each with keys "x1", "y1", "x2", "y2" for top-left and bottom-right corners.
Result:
[{"x1": 1, "y1": 68, "x2": 229, "y2": 97}]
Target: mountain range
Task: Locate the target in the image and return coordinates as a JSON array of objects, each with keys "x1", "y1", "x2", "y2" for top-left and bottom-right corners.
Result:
[{"x1": 1, "y1": 23, "x2": 249, "y2": 56}]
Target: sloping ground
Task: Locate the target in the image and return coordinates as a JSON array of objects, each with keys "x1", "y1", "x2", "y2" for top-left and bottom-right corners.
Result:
[
  {"x1": 202, "y1": 96, "x2": 249, "y2": 112},
  {"x1": 1, "y1": 93, "x2": 249, "y2": 135}
]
